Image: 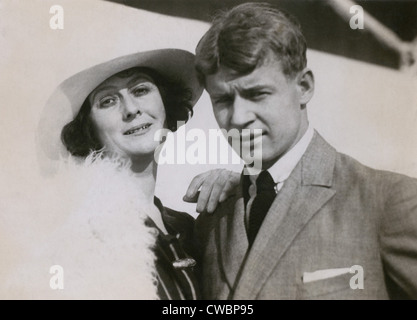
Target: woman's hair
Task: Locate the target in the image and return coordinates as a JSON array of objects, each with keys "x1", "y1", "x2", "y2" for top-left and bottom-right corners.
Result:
[
  {"x1": 61, "y1": 67, "x2": 193, "y2": 157},
  {"x1": 195, "y1": 2, "x2": 307, "y2": 78}
]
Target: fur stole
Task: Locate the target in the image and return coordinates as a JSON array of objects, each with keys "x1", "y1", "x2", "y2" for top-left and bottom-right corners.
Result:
[{"x1": 0, "y1": 154, "x2": 158, "y2": 299}]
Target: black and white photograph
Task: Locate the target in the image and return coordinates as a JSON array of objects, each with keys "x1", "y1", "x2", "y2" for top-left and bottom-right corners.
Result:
[{"x1": 0, "y1": 0, "x2": 416, "y2": 302}]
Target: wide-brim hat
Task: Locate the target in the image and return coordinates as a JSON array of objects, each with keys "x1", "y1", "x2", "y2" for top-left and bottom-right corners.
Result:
[{"x1": 37, "y1": 49, "x2": 203, "y2": 165}]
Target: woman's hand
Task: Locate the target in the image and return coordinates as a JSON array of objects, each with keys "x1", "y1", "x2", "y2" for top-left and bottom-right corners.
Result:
[{"x1": 183, "y1": 169, "x2": 241, "y2": 213}]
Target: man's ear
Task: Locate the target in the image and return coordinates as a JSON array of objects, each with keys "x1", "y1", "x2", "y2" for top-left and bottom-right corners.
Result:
[{"x1": 297, "y1": 68, "x2": 314, "y2": 105}]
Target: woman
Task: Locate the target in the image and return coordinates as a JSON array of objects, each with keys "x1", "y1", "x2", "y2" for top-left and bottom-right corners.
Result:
[{"x1": 31, "y1": 49, "x2": 229, "y2": 300}]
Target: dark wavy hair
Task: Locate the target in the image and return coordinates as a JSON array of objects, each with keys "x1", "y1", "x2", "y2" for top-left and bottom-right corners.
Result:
[
  {"x1": 61, "y1": 67, "x2": 193, "y2": 157},
  {"x1": 195, "y1": 2, "x2": 307, "y2": 79}
]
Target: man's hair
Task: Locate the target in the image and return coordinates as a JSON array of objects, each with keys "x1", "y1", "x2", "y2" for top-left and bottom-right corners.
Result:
[
  {"x1": 195, "y1": 2, "x2": 307, "y2": 78},
  {"x1": 61, "y1": 67, "x2": 193, "y2": 157}
]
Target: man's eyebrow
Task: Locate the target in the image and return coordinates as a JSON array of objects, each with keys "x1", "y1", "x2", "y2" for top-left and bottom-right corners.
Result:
[
  {"x1": 211, "y1": 92, "x2": 234, "y2": 101},
  {"x1": 238, "y1": 84, "x2": 274, "y2": 92}
]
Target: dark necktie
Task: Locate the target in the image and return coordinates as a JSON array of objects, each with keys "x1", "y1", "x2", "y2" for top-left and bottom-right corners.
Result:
[{"x1": 247, "y1": 171, "x2": 277, "y2": 246}]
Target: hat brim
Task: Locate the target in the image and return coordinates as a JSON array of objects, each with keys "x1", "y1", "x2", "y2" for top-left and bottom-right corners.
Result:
[{"x1": 37, "y1": 49, "x2": 203, "y2": 163}]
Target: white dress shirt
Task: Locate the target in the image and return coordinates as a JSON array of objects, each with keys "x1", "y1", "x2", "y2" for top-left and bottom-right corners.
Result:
[{"x1": 245, "y1": 125, "x2": 315, "y2": 225}]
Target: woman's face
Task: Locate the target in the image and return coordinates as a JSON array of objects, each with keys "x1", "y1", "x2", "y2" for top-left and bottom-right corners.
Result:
[{"x1": 88, "y1": 70, "x2": 166, "y2": 159}]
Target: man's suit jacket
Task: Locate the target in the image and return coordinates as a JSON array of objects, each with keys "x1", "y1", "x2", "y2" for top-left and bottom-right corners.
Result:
[{"x1": 195, "y1": 132, "x2": 417, "y2": 299}]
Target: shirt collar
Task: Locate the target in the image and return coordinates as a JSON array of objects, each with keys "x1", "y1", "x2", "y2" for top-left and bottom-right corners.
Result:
[{"x1": 249, "y1": 124, "x2": 314, "y2": 186}]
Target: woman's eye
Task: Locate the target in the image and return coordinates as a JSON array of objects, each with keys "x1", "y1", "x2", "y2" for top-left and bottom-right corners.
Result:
[
  {"x1": 132, "y1": 86, "x2": 150, "y2": 97},
  {"x1": 98, "y1": 96, "x2": 118, "y2": 108}
]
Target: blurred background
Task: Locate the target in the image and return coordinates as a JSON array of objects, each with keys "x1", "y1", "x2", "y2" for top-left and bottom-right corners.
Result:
[{"x1": 107, "y1": 0, "x2": 417, "y2": 71}]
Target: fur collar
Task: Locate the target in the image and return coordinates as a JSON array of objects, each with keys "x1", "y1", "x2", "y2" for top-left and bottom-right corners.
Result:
[{"x1": 1, "y1": 154, "x2": 158, "y2": 299}]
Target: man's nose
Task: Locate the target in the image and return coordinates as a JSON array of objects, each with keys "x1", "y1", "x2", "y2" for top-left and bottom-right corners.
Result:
[
  {"x1": 121, "y1": 94, "x2": 142, "y2": 121},
  {"x1": 230, "y1": 96, "x2": 255, "y2": 128}
]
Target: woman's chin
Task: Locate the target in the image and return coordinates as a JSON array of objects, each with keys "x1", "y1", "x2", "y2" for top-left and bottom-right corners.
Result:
[{"x1": 127, "y1": 149, "x2": 159, "y2": 161}]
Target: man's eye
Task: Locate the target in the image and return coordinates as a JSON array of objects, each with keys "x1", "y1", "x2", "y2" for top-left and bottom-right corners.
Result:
[
  {"x1": 214, "y1": 96, "x2": 232, "y2": 105},
  {"x1": 249, "y1": 91, "x2": 268, "y2": 100},
  {"x1": 99, "y1": 97, "x2": 118, "y2": 108}
]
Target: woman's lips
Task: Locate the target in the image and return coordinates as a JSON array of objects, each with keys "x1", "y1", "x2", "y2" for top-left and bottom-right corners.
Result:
[{"x1": 123, "y1": 123, "x2": 152, "y2": 135}]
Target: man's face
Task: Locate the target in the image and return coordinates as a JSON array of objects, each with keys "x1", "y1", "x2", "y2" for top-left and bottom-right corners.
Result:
[{"x1": 205, "y1": 55, "x2": 312, "y2": 169}]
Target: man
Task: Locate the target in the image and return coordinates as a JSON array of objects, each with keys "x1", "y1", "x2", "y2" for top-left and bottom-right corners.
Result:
[{"x1": 193, "y1": 2, "x2": 417, "y2": 299}]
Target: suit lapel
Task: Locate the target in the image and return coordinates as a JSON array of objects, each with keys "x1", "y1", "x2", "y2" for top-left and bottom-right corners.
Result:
[
  {"x1": 232, "y1": 132, "x2": 338, "y2": 299},
  {"x1": 217, "y1": 179, "x2": 249, "y2": 291}
]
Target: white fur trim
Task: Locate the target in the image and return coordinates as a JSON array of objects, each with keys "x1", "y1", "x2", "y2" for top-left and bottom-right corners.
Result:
[{"x1": 1, "y1": 155, "x2": 158, "y2": 299}]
